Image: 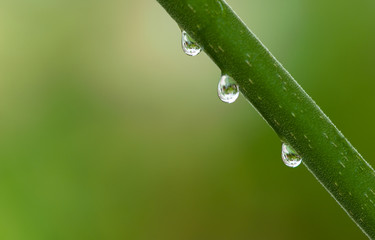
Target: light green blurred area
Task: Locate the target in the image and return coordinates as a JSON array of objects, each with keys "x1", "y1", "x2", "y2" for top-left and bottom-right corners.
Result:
[{"x1": 0, "y1": 0, "x2": 374, "y2": 239}]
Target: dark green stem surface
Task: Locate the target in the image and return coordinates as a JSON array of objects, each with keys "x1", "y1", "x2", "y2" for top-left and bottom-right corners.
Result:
[{"x1": 156, "y1": 0, "x2": 375, "y2": 238}]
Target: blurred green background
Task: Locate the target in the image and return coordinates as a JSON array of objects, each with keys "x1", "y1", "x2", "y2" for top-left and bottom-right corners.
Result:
[{"x1": 0, "y1": 0, "x2": 374, "y2": 239}]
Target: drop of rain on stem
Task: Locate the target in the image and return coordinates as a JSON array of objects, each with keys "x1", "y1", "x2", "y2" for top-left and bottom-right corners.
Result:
[
  {"x1": 181, "y1": 30, "x2": 201, "y2": 56},
  {"x1": 281, "y1": 143, "x2": 302, "y2": 168},
  {"x1": 217, "y1": 74, "x2": 239, "y2": 103}
]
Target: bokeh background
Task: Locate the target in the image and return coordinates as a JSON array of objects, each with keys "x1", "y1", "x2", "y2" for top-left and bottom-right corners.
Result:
[{"x1": 0, "y1": 0, "x2": 374, "y2": 239}]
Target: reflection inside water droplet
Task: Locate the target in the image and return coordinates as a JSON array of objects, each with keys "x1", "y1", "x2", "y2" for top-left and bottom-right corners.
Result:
[
  {"x1": 181, "y1": 30, "x2": 201, "y2": 56},
  {"x1": 217, "y1": 74, "x2": 239, "y2": 103},
  {"x1": 281, "y1": 143, "x2": 302, "y2": 168}
]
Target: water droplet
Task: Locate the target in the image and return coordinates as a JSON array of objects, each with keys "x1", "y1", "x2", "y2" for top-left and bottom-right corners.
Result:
[
  {"x1": 281, "y1": 143, "x2": 302, "y2": 168},
  {"x1": 217, "y1": 74, "x2": 239, "y2": 103},
  {"x1": 181, "y1": 30, "x2": 201, "y2": 56}
]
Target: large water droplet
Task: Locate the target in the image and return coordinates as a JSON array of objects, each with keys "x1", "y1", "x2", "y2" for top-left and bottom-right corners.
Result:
[
  {"x1": 281, "y1": 143, "x2": 302, "y2": 168},
  {"x1": 218, "y1": 74, "x2": 239, "y2": 103},
  {"x1": 181, "y1": 30, "x2": 201, "y2": 56}
]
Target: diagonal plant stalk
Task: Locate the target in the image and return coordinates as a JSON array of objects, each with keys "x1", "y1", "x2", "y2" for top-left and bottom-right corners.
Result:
[{"x1": 156, "y1": 0, "x2": 375, "y2": 238}]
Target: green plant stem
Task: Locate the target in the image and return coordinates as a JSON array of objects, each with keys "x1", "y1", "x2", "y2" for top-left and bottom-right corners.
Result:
[{"x1": 156, "y1": 0, "x2": 375, "y2": 238}]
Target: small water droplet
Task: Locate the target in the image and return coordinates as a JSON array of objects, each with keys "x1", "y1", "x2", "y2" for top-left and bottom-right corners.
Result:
[
  {"x1": 181, "y1": 30, "x2": 201, "y2": 56},
  {"x1": 217, "y1": 74, "x2": 239, "y2": 103},
  {"x1": 281, "y1": 143, "x2": 302, "y2": 168}
]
